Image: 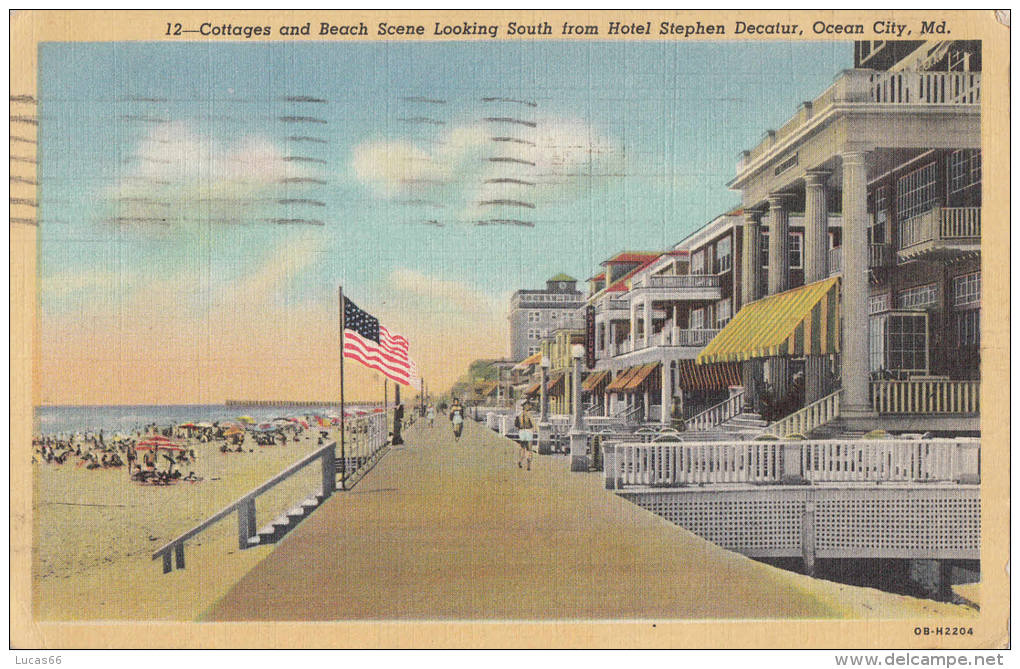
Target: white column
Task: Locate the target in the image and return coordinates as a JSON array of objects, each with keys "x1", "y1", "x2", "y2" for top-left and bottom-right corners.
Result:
[
  {"x1": 660, "y1": 361, "x2": 670, "y2": 426},
  {"x1": 841, "y1": 151, "x2": 873, "y2": 413},
  {"x1": 767, "y1": 194, "x2": 792, "y2": 400},
  {"x1": 740, "y1": 208, "x2": 764, "y2": 413},
  {"x1": 643, "y1": 301, "x2": 653, "y2": 348},
  {"x1": 804, "y1": 170, "x2": 831, "y2": 404},
  {"x1": 740, "y1": 209, "x2": 762, "y2": 308},
  {"x1": 629, "y1": 300, "x2": 639, "y2": 349},
  {"x1": 804, "y1": 171, "x2": 830, "y2": 283},
  {"x1": 767, "y1": 194, "x2": 791, "y2": 295}
]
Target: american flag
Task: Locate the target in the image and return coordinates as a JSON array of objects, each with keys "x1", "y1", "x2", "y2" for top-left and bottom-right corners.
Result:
[{"x1": 343, "y1": 296, "x2": 420, "y2": 389}]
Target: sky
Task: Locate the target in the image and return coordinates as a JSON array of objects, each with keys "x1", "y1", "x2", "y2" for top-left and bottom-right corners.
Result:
[{"x1": 38, "y1": 39, "x2": 851, "y2": 405}]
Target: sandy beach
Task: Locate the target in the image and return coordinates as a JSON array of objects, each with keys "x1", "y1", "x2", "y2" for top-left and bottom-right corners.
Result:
[{"x1": 32, "y1": 428, "x2": 333, "y2": 621}]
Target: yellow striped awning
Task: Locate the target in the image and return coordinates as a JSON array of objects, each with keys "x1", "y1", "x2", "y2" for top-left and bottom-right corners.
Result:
[{"x1": 696, "y1": 277, "x2": 840, "y2": 364}]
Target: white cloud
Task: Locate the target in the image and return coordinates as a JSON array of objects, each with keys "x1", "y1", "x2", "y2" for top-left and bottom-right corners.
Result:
[
  {"x1": 349, "y1": 116, "x2": 619, "y2": 224},
  {"x1": 110, "y1": 122, "x2": 316, "y2": 225}
]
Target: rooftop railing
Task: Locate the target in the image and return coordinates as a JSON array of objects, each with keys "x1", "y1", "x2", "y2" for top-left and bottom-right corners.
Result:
[{"x1": 741, "y1": 69, "x2": 981, "y2": 171}]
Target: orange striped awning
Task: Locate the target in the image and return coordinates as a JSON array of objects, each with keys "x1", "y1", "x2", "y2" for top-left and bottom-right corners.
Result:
[
  {"x1": 678, "y1": 360, "x2": 742, "y2": 391},
  {"x1": 514, "y1": 352, "x2": 542, "y2": 370},
  {"x1": 546, "y1": 373, "x2": 565, "y2": 394},
  {"x1": 581, "y1": 370, "x2": 610, "y2": 391},
  {"x1": 697, "y1": 277, "x2": 840, "y2": 364},
  {"x1": 605, "y1": 365, "x2": 641, "y2": 392},
  {"x1": 622, "y1": 363, "x2": 659, "y2": 391},
  {"x1": 523, "y1": 381, "x2": 541, "y2": 396}
]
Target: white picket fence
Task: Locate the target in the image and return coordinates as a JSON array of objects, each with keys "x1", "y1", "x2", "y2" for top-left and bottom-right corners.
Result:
[{"x1": 606, "y1": 438, "x2": 979, "y2": 488}]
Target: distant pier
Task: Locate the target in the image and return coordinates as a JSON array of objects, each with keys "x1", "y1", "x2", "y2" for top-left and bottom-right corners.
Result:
[{"x1": 224, "y1": 399, "x2": 376, "y2": 408}]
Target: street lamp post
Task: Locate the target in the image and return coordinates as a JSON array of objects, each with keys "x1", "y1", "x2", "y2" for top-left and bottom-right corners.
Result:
[{"x1": 568, "y1": 344, "x2": 588, "y2": 472}]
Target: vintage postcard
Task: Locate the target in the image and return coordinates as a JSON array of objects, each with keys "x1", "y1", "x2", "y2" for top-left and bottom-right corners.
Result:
[{"x1": 9, "y1": 9, "x2": 1009, "y2": 650}]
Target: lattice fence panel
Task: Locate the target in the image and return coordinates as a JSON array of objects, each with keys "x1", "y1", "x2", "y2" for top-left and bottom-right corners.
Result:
[
  {"x1": 629, "y1": 493, "x2": 804, "y2": 556},
  {"x1": 814, "y1": 495, "x2": 980, "y2": 558}
]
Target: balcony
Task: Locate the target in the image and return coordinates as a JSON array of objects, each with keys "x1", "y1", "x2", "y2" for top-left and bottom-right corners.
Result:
[
  {"x1": 594, "y1": 297, "x2": 629, "y2": 315},
  {"x1": 737, "y1": 69, "x2": 981, "y2": 177},
  {"x1": 897, "y1": 207, "x2": 981, "y2": 263},
  {"x1": 600, "y1": 329, "x2": 722, "y2": 366},
  {"x1": 828, "y1": 243, "x2": 894, "y2": 276},
  {"x1": 628, "y1": 273, "x2": 724, "y2": 301}
]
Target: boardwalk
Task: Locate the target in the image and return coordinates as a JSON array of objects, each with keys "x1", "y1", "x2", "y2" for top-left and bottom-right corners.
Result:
[{"x1": 204, "y1": 418, "x2": 967, "y2": 621}]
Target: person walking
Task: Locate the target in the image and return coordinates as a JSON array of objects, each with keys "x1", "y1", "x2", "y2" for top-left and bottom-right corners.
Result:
[
  {"x1": 515, "y1": 403, "x2": 535, "y2": 470},
  {"x1": 426, "y1": 404, "x2": 436, "y2": 428},
  {"x1": 449, "y1": 400, "x2": 465, "y2": 441}
]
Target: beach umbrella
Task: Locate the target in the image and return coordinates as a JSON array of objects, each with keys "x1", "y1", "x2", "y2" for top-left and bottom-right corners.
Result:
[
  {"x1": 179, "y1": 422, "x2": 198, "y2": 429},
  {"x1": 222, "y1": 426, "x2": 244, "y2": 436},
  {"x1": 136, "y1": 438, "x2": 185, "y2": 451},
  {"x1": 237, "y1": 416, "x2": 256, "y2": 424},
  {"x1": 195, "y1": 421, "x2": 214, "y2": 429}
]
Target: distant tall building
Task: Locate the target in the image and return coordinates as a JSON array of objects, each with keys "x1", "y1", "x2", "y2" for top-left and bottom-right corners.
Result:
[{"x1": 508, "y1": 273, "x2": 584, "y2": 361}]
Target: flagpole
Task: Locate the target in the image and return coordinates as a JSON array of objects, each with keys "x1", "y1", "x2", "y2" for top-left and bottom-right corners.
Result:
[{"x1": 338, "y1": 285, "x2": 346, "y2": 492}]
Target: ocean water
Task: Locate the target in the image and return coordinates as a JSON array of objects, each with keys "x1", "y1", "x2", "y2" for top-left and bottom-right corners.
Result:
[{"x1": 33, "y1": 403, "x2": 382, "y2": 436}]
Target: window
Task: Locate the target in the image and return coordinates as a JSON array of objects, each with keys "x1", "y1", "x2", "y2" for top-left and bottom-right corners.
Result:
[
  {"x1": 956, "y1": 309, "x2": 980, "y2": 347},
  {"x1": 716, "y1": 298, "x2": 732, "y2": 328},
  {"x1": 869, "y1": 312, "x2": 929, "y2": 374},
  {"x1": 759, "y1": 231, "x2": 769, "y2": 267},
  {"x1": 953, "y1": 272, "x2": 981, "y2": 307},
  {"x1": 948, "y1": 150, "x2": 981, "y2": 195},
  {"x1": 870, "y1": 186, "x2": 888, "y2": 245},
  {"x1": 690, "y1": 308, "x2": 705, "y2": 330},
  {"x1": 528, "y1": 311, "x2": 540, "y2": 323},
  {"x1": 715, "y1": 236, "x2": 732, "y2": 273},
  {"x1": 528, "y1": 329, "x2": 539, "y2": 340},
  {"x1": 691, "y1": 251, "x2": 705, "y2": 275},
  {"x1": 788, "y1": 232, "x2": 803, "y2": 269},
  {"x1": 897, "y1": 283, "x2": 938, "y2": 310},
  {"x1": 528, "y1": 345, "x2": 540, "y2": 356},
  {"x1": 896, "y1": 162, "x2": 938, "y2": 221},
  {"x1": 869, "y1": 293, "x2": 891, "y2": 315},
  {"x1": 550, "y1": 311, "x2": 557, "y2": 321}
]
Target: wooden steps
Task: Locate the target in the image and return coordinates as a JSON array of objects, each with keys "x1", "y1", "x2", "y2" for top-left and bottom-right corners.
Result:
[{"x1": 248, "y1": 494, "x2": 327, "y2": 547}]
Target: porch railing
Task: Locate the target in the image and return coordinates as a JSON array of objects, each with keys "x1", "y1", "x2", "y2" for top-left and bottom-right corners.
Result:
[
  {"x1": 605, "y1": 437, "x2": 980, "y2": 489},
  {"x1": 763, "y1": 390, "x2": 841, "y2": 437},
  {"x1": 872, "y1": 379, "x2": 980, "y2": 415},
  {"x1": 686, "y1": 391, "x2": 745, "y2": 431},
  {"x1": 673, "y1": 328, "x2": 721, "y2": 347},
  {"x1": 899, "y1": 207, "x2": 981, "y2": 250}
]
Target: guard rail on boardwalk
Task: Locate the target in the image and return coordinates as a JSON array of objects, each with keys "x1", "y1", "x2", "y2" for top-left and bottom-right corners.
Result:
[
  {"x1": 763, "y1": 390, "x2": 841, "y2": 437},
  {"x1": 872, "y1": 379, "x2": 979, "y2": 415},
  {"x1": 687, "y1": 391, "x2": 744, "y2": 431},
  {"x1": 151, "y1": 413, "x2": 388, "y2": 573},
  {"x1": 151, "y1": 441, "x2": 336, "y2": 573},
  {"x1": 605, "y1": 438, "x2": 980, "y2": 490}
]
